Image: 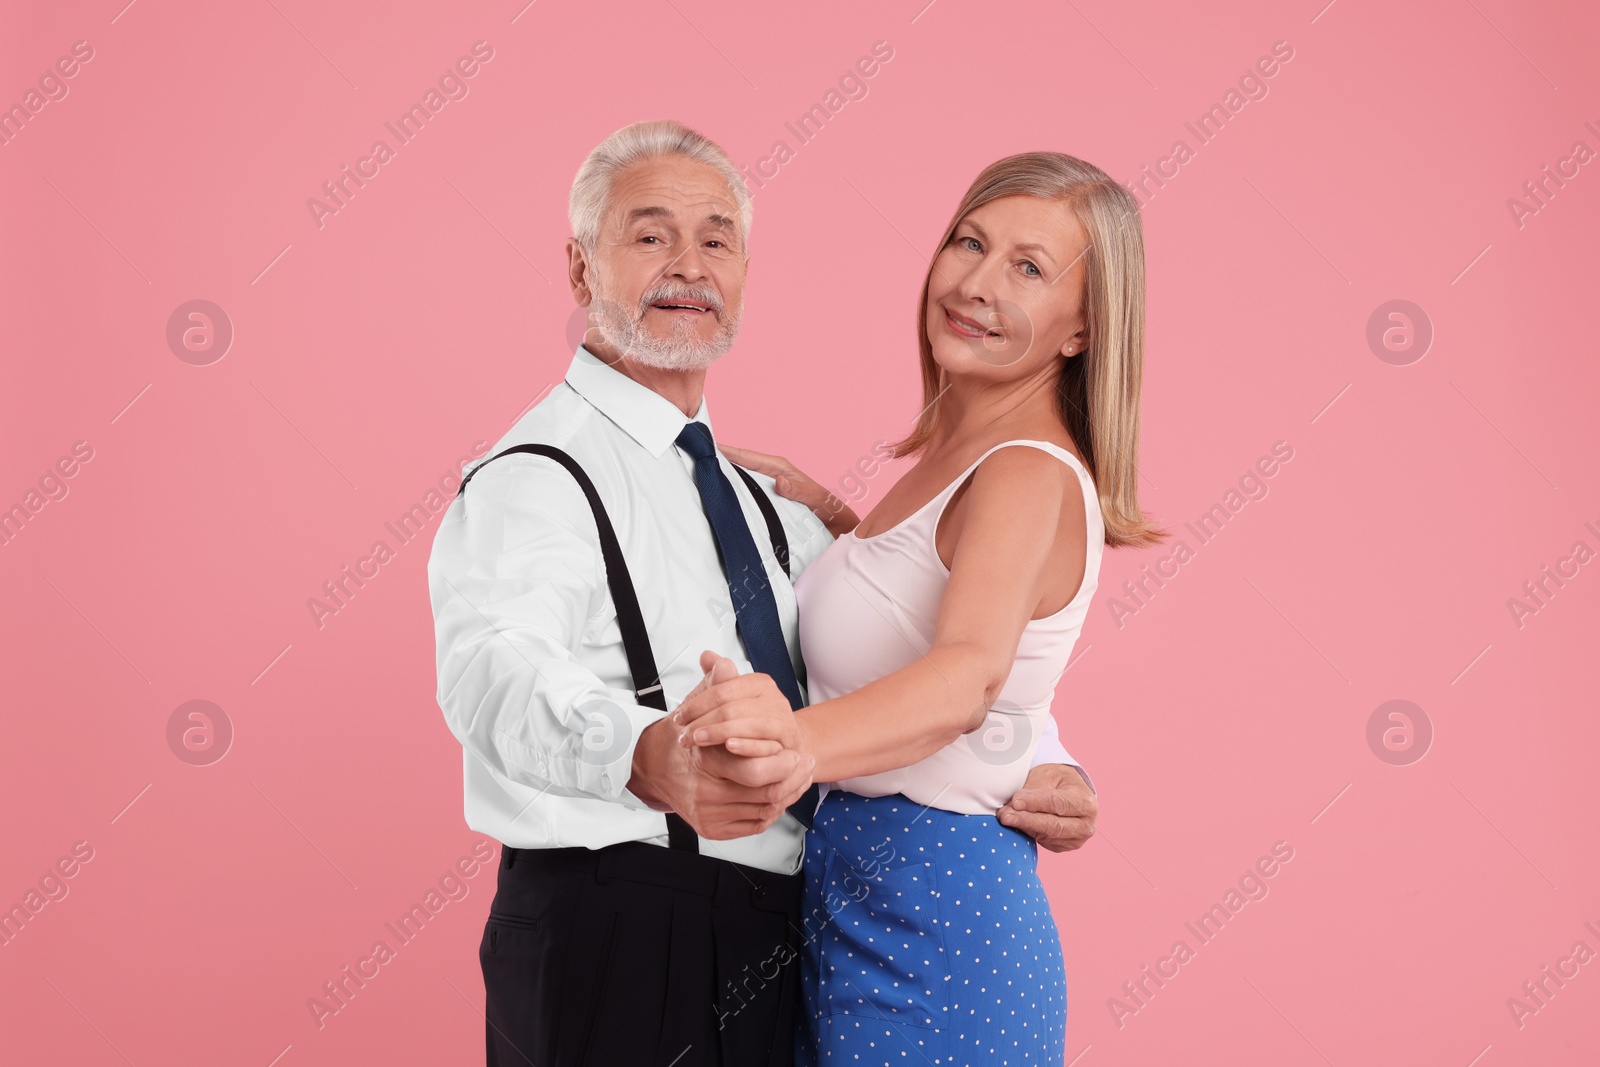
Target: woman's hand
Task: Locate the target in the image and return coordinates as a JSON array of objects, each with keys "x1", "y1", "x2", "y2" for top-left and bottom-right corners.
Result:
[
  {"x1": 673, "y1": 651, "x2": 805, "y2": 758},
  {"x1": 720, "y1": 444, "x2": 861, "y2": 538}
]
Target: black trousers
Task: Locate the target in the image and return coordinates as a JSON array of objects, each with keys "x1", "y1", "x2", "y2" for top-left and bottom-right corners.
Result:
[{"x1": 480, "y1": 841, "x2": 804, "y2": 1067}]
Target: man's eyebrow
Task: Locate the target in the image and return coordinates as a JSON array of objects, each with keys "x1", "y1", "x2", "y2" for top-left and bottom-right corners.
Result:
[
  {"x1": 624, "y1": 207, "x2": 736, "y2": 235},
  {"x1": 625, "y1": 205, "x2": 675, "y2": 224}
]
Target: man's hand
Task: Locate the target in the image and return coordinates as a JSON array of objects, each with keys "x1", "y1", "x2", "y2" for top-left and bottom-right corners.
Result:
[
  {"x1": 627, "y1": 653, "x2": 813, "y2": 840},
  {"x1": 997, "y1": 763, "x2": 1098, "y2": 853}
]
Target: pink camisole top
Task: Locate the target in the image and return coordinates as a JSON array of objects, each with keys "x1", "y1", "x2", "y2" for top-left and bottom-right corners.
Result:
[{"x1": 794, "y1": 440, "x2": 1105, "y2": 815}]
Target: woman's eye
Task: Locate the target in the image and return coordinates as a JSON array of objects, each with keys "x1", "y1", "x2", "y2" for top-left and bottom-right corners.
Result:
[
  {"x1": 706, "y1": 240, "x2": 723, "y2": 249},
  {"x1": 640, "y1": 235, "x2": 660, "y2": 244},
  {"x1": 961, "y1": 236, "x2": 982, "y2": 251},
  {"x1": 1021, "y1": 261, "x2": 1041, "y2": 277}
]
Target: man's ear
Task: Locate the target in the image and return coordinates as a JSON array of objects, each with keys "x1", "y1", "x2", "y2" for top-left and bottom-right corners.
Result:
[{"x1": 566, "y1": 238, "x2": 593, "y2": 306}]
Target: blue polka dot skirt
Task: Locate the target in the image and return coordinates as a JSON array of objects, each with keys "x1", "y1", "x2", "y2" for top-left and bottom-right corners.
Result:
[{"x1": 794, "y1": 790, "x2": 1068, "y2": 1065}]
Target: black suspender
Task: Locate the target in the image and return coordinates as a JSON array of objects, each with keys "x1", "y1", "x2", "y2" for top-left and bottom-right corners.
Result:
[
  {"x1": 455, "y1": 442, "x2": 795, "y2": 854},
  {"x1": 729, "y1": 464, "x2": 790, "y2": 578},
  {"x1": 728, "y1": 463, "x2": 807, "y2": 690}
]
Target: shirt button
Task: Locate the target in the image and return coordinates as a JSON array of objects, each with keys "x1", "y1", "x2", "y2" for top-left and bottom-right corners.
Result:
[{"x1": 600, "y1": 772, "x2": 612, "y2": 791}]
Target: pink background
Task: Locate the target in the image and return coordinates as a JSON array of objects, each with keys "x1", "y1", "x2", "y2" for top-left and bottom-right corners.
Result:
[{"x1": 4, "y1": 0, "x2": 1598, "y2": 1063}]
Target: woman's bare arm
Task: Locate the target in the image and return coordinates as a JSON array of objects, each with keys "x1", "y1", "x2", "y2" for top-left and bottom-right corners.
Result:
[{"x1": 677, "y1": 445, "x2": 1086, "y2": 783}]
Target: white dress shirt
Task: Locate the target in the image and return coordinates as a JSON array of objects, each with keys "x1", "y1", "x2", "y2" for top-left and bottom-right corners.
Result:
[{"x1": 428, "y1": 346, "x2": 1080, "y2": 876}]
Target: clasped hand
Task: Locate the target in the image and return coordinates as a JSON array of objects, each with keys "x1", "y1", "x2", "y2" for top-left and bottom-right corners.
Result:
[
  {"x1": 630, "y1": 651, "x2": 812, "y2": 841},
  {"x1": 672, "y1": 650, "x2": 806, "y2": 758},
  {"x1": 652, "y1": 652, "x2": 1099, "y2": 855}
]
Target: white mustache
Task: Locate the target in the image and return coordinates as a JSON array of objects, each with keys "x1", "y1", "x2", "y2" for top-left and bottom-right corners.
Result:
[{"x1": 639, "y1": 283, "x2": 724, "y2": 315}]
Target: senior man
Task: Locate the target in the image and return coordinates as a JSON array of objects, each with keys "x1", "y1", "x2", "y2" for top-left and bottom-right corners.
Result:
[{"x1": 428, "y1": 119, "x2": 1098, "y2": 1067}]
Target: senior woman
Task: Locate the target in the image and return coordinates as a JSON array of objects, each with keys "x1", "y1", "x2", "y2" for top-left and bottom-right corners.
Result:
[{"x1": 679, "y1": 150, "x2": 1162, "y2": 1064}]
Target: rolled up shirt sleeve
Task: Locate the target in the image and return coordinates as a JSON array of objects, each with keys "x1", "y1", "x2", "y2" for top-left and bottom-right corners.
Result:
[
  {"x1": 1030, "y1": 710, "x2": 1094, "y2": 793},
  {"x1": 428, "y1": 456, "x2": 662, "y2": 808}
]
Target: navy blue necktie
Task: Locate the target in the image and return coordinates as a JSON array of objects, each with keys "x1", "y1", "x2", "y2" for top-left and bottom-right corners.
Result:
[{"x1": 675, "y1": 421, "x2": 819, "y2": 828}]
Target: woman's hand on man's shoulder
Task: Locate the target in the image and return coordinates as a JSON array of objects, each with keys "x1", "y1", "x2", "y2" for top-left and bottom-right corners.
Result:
[{"x1": 721, "y1": 444, "x2": 861, "y2": 538}]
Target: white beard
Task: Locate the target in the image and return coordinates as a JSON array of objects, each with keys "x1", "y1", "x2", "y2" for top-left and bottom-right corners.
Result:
[{"x1": 588, "y1": 277, "x2": 741, "y2": 371}]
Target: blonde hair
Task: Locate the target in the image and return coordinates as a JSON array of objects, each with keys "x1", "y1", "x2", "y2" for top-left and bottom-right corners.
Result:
[
  {"x1": 893, "y1": 151, "x2": 1163, "y2": 548},
  {"x1": 568, "y1": 119, "x2": 752, "y2": 251}
]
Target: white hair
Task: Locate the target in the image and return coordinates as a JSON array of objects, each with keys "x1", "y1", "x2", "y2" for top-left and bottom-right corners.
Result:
[{"x1": 568, "y1": 119, "x2": 752, "y2": 251}]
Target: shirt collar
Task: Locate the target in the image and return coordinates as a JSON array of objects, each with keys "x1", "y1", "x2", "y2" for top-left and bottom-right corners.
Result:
[{"x1": 563, "y1": 345, "x2": 714, "y2": 458}]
